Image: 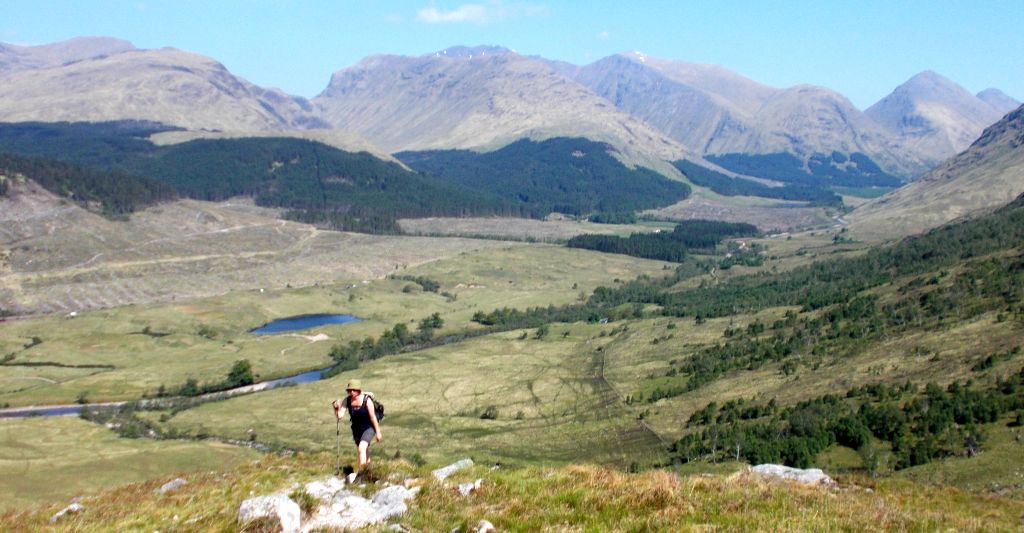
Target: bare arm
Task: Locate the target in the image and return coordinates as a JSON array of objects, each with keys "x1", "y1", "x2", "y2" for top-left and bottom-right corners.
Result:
[{"x1": 332, "y1": 399, "x2": 345, "y2": 420}]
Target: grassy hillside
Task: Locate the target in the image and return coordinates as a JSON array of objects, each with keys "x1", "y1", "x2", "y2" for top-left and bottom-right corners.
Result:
[
  {"x1": 3, "y1": 183, "x2": 1023, "y2": 527},
  {"x1": 122, "y1": 193, "x2": 1024, "y2": 478},
  {"x1": 0, "y1": 245, "x2": 671, "y2": 406},
  {"x1": 0, "y1": 417, "x2": 257, "y2": 512},
  {"x1": 3, "y1": 452, "x2": 1021, "y2": 531}
]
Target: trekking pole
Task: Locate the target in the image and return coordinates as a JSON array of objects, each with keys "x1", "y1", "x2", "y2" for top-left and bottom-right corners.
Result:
[{"x1": 335, "y1": 418, "x2": 341, "y2": 474}]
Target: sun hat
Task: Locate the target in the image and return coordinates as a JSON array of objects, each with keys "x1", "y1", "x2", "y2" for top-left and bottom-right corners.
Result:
[{"x1": 346, "y1": 379, "x2": 362, "y2": 391}]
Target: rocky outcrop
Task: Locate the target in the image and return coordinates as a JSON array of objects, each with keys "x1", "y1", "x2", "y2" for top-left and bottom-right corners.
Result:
[
  {"x1": 237, "y1": 494, "x2": 301, "y2": 533},
  {"x1": 238, "y1": 476, "x2": 419, "y2": 532},
  {"x1": 750, "y1": 464, "x2": 835, "y2": 486}
]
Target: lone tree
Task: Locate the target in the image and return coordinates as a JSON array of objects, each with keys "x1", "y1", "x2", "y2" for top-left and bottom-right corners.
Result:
[{"x1": 226, "y1": 359, "x2": 254, "y2": 388}]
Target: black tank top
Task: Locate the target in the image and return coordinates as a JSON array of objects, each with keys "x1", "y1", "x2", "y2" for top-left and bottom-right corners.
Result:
[{"x1": 347, "y1": 395, "x2": 373, "y2": 434}]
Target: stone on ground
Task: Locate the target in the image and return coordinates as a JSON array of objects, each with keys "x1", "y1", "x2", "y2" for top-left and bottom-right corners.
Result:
[
  {"x1": 432, "y1": 458, "x2": 474, "y2": 481},
  {"x1": 156, "y1": 477, "x2": 188, "y2": 494},
  {"x1": 237, "y1": 494, "x2": 301, "y2": 533},
  {"x1": 48, "y1": 502, "x2": 84, "y2": 524},
  {"x1": 751, "y1": 464, "x2": 834, "y2": 486}
]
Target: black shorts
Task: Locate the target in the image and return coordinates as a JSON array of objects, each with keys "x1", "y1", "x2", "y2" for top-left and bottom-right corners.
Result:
[{"x1": 352, "y1": 426, "x2": 375, "y2": 445}]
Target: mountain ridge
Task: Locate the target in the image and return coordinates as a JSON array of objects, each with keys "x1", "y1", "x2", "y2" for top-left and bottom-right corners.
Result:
[{"x1": 0, "y1": 37, "x2": 1018, "y2": 189}]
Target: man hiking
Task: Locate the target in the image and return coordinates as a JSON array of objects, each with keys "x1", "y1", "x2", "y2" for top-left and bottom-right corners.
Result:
[{"x1": 332, "y1": 379, "x2": 382, "y2": 482}]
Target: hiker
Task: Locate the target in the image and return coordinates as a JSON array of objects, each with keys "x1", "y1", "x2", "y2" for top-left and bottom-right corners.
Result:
[{"x1": 332, "y1": 379, "x2": 382, "y2": 480}]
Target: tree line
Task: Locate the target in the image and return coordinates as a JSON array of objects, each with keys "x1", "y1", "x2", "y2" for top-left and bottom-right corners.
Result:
[
  {"x1": 566, "y1": 220, "x2": 759, "y2": 262},
  {"x1": 673, "y1": 369, "x2": 1024, "y2": 470},
  {"x1": 397, "y1": 137, "x2": 692, "y2": 219},
  {"x1": 707, "y1": 151, "x2": 902, "y2": 188},
  {"x1": 0, "y1": 152, "x2": 177, "y2": 216},
  {"x1": 673, "y1": 159, "x2": 842, "y2": 206}
]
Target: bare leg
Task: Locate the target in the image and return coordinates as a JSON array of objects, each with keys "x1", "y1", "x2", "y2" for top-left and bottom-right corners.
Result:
[{"x1": 357, "y1": 440, "x2": 371, "y2": 471}]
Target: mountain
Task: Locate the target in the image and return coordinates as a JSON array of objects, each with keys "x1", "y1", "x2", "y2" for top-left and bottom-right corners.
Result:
[
  {"x1": 865, "y1": 71, "x2": 1011, "y2": 170},
  {"x1": 849, "y1": 104, "x2": 1024, "y2": 240},
  {"x1": 0, "y1": 36, "x2": 134, "y2": 74},
  {"x1": 0, "y1": 39, "x2": 327, "y2": 131},
  {"x1": 976, "y1": 88, "x2": 1021, "y2": 114},
  {"x1": 312, "y1": 46, "x2": 690, "y2": 169},
  {"x1": 569, "y1": 52, "x2": 923, "y2": 178}
]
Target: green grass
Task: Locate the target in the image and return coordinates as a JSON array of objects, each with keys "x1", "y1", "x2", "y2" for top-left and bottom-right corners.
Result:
[
  {"x1": 0, "y1": 416, "x2": 258, "y2": 511},
  {"x1": 155, "y1": 323, "x2": 667, "y2": 468},
  {"x1": 4, "y1": 452, "x2": 1022, "y2": 532},
  {"x1": 898, "y1": 416, "x2": 1024, "y2": 497},
  {"x1": 0, "y1": 244, "x2": 670, "y2": 406}
]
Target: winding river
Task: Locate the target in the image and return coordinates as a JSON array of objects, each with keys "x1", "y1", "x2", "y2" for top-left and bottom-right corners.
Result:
[{"x1": 0, "y1": 314, "x2": 361, "y2": 419}]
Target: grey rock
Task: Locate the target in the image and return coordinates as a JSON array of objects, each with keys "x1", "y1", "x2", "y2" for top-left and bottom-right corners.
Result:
[
  {"x1": 432, "y1": 458, "x2": 474, "y2": 481},
  {"x1": 48, "y1": 502, "x2": 83, "y2": 524},
  {"x1": 457, "y1": 478, "x2": 483, "y2": 496},
  {"x1": 372, "y1": 500, "x2": 408, "y2": 522},
  {"x1": 751, "y1": 464, "x2": 834, "y2": 486},
  {"x1": 302, "y1": 494, "x2": 377, "y2": 532},
  {"x1": 372, "y1": 485, "x2": 415, "y2": 507},
  {"x1": 303, "y1": 476, "x2": 347, "y2": 501},
  {"x1": 238, "y1": 495, "x2": 301, "y2": 533},
  {"x1": 475, "y1": 519, "x2": 496, "y2": 532},
  {"x1": 156, "y1": 477, "x2": 187, "y2": 494},
  {"x1": 371, "y1": 485, "x2": 417, "y2": 522},
  {"x1": 385, "y1": 525, "x2": 409, "y2": 532},
  {"x1": 300, "y1": 482, "x2": 419, "y2": 531}
]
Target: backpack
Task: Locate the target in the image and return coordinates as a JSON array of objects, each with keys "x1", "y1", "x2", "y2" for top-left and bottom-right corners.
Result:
[{"x1": 347, "y1": 392, "x2": 385, "y2": 422}]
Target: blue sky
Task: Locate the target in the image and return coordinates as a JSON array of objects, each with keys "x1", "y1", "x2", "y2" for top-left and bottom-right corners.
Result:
[{"x1": 4, "y1": 0, "x2": 1021, "y2": 109}]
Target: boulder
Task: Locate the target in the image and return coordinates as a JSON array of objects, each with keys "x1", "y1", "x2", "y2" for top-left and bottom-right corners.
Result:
[
  {"x1": 156, "y1": 477, "x2": 187, "y2": 494},
  {"x1": 475, "y1": 519, "x2": 496, "y2": 532},
  {"x1": 48, "y1": 502, "x2": 83, "y2": 524},
  {"x1": 303, "y1": 476, "x2": 347, "y2": 501},
  {"x1": 371, "y1": 484, "x2": 417, "y2": 522},
  {"x1": 432, "y1": 458, "x2": 474, "y2": 481},
  {"x1": 751, "y1": 464, "x2": 834, "y2": 486},
  {"x1": 238, "y1": 495, "x2": 301, "y2": 533}
]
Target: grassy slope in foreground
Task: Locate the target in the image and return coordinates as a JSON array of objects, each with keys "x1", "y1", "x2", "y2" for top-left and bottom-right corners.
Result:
[
  {"x1": 3, "y1": 452, "x2": 1022, "y2": 531},
  {"x1": 0, "y1": 416, "x2": 258, "y2": 512}
]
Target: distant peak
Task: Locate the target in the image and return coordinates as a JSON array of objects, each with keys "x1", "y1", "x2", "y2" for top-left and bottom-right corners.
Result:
[
  {"x1": 903, "y1": 70, "x2": 957, "y2": 88},
  {"x1": 431, "y1": 45, "x2": 513, "y2": 59},
  {"x1": 977, "y1": 88, "x2": 1021, "y2": 112}
]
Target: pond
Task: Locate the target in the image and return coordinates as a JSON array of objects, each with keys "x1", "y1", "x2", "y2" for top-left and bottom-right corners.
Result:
[{"x1": 250, "y1": 313, "x2": 361, "y2": 334}]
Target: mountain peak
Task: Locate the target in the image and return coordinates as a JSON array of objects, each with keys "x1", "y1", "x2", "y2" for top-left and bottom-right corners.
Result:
[
  {"x1": 1, "y1": 36, "x2": 136, "y2": 73},
  {"x1": 895, "y1": 70, "x2": 974, "y2": 101},
  {"x1": 430, "y1": 45, "x2": 514, "y2": 59},
  {"x1": 977, "y1": 88, "x2": 1021, "y2": 114},
  {"x1": 865, "y1": 70, "x2": 1005, "y2": 162}
]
